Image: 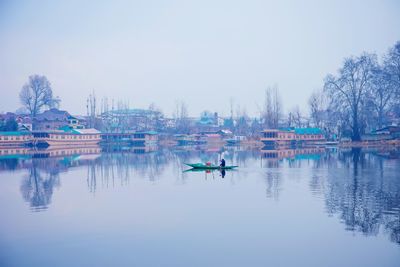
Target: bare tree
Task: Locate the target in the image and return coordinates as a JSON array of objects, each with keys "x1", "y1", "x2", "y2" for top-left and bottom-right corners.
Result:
[
  {"x1": 290, "y1": 106, "x2": 303, "y2": 128},
  {"x1": 324, "y1": 53, "x2": 376, "y2": 141},
  {"x1": 368, "y1": 65, "x2": 396, "y2": 129},
  {"x1": 384, "y1": 41, "x2": 400, "y2": 88},
  {"x1": 383, "y1": 41, "x2": 400, "y2": 116},
  {"x1": 263, "y1": 85, "x2": 282, "y2": 128},
  {"x1": 174, "y1": 100, "x2": 190, "y2": 133},
  {"x1": 19, "y1": 75, "x2": 60, "y2": 118},
  {"x1": 87, "y1": 92, "x2": 97, "y2": 128},
  {"x1": 235, "y1": 105, "x2": 250, "y2": 135},
  {"x1": 308, "y1": 90, "x2": 326, "y2": 128}
]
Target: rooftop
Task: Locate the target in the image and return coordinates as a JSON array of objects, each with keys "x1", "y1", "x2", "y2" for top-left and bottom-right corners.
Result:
[
  {"x1": 0, "y1": 131, "x2": 31, "y2": 136},
  {"x1": 294, "y1": 128, "x2": 323, "y2": 135},
  {"x1": 35, "y1": 108, "x2": 70, "y2": 121}
]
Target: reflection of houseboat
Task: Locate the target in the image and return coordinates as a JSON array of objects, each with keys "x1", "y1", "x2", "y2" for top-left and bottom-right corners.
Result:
[
  {"x1": 32, "y1": 128, "x2": 101, "y2": 147},
  {"x1": 226, "y1": 136, "x2": 246, "y2": 145},
  {"x1": 261, "y1": 147, "x2": 326, "y2": 160},
  {"x1": 0, "y1": 145, "x2": 101, "y2": 160},
  {"x1": 261, "y1": 128, "x2": 325, "y2": 147},
  {"x1": 39, "y1": 145, "x2": 101, "y2": 158},
  {"x1": 131, "y1": 146, "x2": 158, "y2": 154},
  {"x1": 0, "y1": 131, "x2": 33, "y2": 147}
]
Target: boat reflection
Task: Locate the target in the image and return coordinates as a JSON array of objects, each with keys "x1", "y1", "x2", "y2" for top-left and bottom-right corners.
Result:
[
  {"x1": 260, "y1": 147, "x2": 326, "y2": 168},
  {"x1": 183, "y1": 168, "x2": 230, "y2": 178}
]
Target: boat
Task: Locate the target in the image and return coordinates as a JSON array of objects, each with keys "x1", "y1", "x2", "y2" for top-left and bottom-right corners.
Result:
[
  {"x1": 184, "y1": 163, "x2": 238, "y2": 170},
  {"x1": 32, "y1": 128, "x2": 101, "y2": 147}
]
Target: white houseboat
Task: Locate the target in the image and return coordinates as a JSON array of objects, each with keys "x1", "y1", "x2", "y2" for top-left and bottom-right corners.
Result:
[{"x1": 261, "y1": 128, "x2": 325, "y2": 147}]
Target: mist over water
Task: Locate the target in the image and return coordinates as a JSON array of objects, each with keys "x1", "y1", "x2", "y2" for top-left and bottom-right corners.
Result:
[{"x1": 0, "y1": 146, "x2": 399, "y2": 267}]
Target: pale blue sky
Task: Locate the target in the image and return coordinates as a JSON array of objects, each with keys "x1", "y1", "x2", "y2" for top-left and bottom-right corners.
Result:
[{"x1": 0, "y1": 0, "x2": 399, "y2": 117}]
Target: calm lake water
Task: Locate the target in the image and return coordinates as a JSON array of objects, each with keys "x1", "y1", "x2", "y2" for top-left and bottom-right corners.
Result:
[{"x1": 0, "y1": 146, "x2": 399, "y2": 267}]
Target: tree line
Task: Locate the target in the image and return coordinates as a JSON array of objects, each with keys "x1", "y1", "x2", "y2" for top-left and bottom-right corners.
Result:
[{"x1": 13, "y1": 41, "x2": 400, "y2": 139}]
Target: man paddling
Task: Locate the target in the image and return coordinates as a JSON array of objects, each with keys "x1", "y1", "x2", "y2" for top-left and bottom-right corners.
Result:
[{"x1": 220, "y1": 158, "x2": 226, "y2": 168}]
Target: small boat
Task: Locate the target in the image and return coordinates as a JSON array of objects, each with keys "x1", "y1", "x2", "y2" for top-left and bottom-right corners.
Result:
[{"x1": 184, "y1": 163, "x2": 238, "y2": 170}]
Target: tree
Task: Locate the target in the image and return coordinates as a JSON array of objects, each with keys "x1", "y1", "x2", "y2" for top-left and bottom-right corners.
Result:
[
  {"x1": 384, "y1": 41, "x2": 400, "y2": 88},
  {"x1": 174, "y1": 100, "x2": 190, "y2": 133},
  {"x1": 367, "y1": 65, "x2": 396, "y2": 129},
  {"x1": 19, "y1": 75, "x2": 60, "y2": 118},
  {"x1": 290, "y1": 106, "x2": 303, "y2": 128},
  {"x1": 235, "y1": 106, "x2": 249, "y2": 135},
  {"x1": 324, "y1": 53, "x2": 376, "y2": 141},
  {"x1": 148, "y1": 103, "x2": 165, "y2": 131},
  {"x1": 383, "y1": 41, "x2": 400, "y2": 117},
  {"x1": 308, "y1": 90, "x2": 326, "y2": 128},
  {"x1": 263, "y1": 85, "x2": 282, "y2": 128}
]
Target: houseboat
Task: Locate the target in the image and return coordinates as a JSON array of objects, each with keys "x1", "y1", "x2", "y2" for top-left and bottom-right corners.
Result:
[
  {"x1": 261, "y1": 128, "x2": 325, "y2": 148},
  {"x1": 0, "y1": 131, "x2": 33, "y2": 147},
  {"x1": 101, "y1": 132, "x2": 132, "y2": 145},
  {"x1": 174, "y1": 134, "x2": 206, "y2": 146},
  {"x1": 32, "y1": 128, "x2": 101, "y2": 147},
  {"x1": 130, "y1": 131, "x2": 158, "y2": 146}
]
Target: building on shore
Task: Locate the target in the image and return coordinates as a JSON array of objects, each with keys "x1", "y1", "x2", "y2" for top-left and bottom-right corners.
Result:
[
  {"x1": 0, "y1": 112, "x2": 32, "y2": 131},
  {"x1": 362, "y1": 126, "x2": 400, "y2": 142},
  {"x1": 33, "y1": 108, "x2": 85, "y2": 131},
  {"x1": 100, "y1": 108, "x2": 164, "y2": 132},
  {"x1": 261, "y1": 128, "x2": 325, "y2": 147},
  {"x1": 100, "y1": 131, "x2": 159, "y2": 146}
]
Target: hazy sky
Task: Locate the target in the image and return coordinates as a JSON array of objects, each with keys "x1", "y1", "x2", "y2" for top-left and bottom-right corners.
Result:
[{"x1": 0, "y1": 0, "x2": 399, "y2": 117}]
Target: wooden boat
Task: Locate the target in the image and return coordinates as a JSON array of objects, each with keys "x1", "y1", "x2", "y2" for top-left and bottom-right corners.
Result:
[{"x1": 184, "y1": 163, "x2": 238, "y2": 170}]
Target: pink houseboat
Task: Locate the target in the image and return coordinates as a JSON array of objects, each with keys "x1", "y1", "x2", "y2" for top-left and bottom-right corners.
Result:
[
  {"x1": 0, "y1": 132, "x2": 33, "y2": 147},
  {"x1": 32, "y1": 128, "x2": 101, "y2": 147}
]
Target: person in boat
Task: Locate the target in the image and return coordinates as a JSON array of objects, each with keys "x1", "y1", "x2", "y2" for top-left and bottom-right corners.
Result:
[{"x1": 220, "y1": 158, "x2": 226, "y2": 168}]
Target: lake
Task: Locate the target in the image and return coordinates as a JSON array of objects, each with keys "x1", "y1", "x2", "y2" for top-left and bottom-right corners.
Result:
[{"x1": 0, "y1": 146, "x2": 399, "y2": 267}]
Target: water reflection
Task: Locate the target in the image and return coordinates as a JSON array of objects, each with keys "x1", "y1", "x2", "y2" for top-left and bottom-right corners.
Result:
[
  {"x1": 317, "y1": 147, "x2": 400, "y2": 245},
  {"x1": 183, "y1": 168, "x2": 229, "y2": 179},
  {"x1": 0, "y1": 145, "x2": 399, "y2": 245},
  {"x1": 20, "y1": 158, "x2": 61, "y2": 212}
]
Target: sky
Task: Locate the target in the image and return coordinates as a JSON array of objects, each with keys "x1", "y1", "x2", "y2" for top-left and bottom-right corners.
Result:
[{"x1": 0, "y1": 0, "x2": 399, "y2": 117}]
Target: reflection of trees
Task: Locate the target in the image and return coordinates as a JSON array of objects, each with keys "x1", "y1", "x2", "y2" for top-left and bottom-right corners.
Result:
[
  {"x1": 0, "y1": 158, "x2": 20, "y2": 170},
  {"x1": 20, "y1": 158, "x2": 61, "y2": 212},
  {"x1": 264, "y1": 171, "x2": 282, "y2": 200},
  {"x1": 314, "y1": 148, "x2": 400, "y2": 245},
  {"x1": 86, "y1": 151, "x2": 170, "y2": 192}
]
